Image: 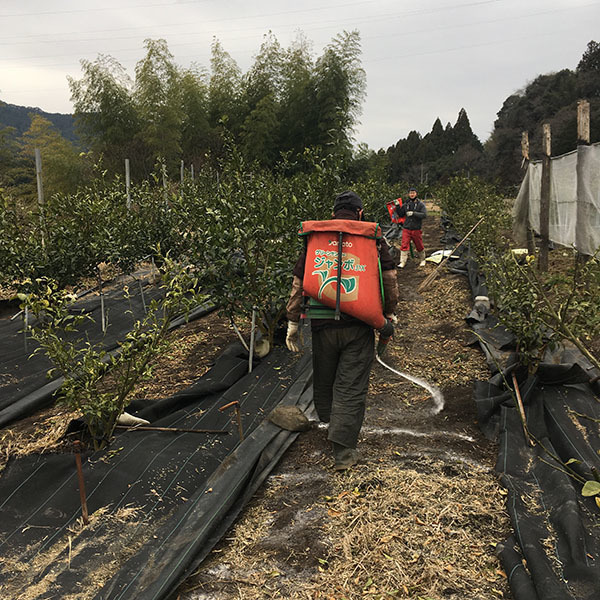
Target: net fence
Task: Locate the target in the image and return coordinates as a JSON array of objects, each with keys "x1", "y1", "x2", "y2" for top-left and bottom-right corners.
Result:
[{"x1": 513, "y1": 142, "x2": 600, "y2": 256}]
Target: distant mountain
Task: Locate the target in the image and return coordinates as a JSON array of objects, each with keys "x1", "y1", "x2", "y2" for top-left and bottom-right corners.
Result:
[{"x1": 0, "y1": 101, "x2": 78, "y2": 144}]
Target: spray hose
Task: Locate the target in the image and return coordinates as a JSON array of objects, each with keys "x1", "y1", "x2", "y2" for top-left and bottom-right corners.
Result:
[{"x1": 375, "y1": 354, "x2": 444, "y2": 415}]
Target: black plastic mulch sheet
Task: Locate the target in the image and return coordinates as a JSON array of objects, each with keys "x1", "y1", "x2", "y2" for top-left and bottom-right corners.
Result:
[
  {"x1": 455, "y1": 242, "x2": 600, "y2": 599},
  {"x1": 476, "y1": 366, "x2": 600, "y2": 600},
  {"x1": 0, "y1": 344, "x2": 313, "y2": 599},
  {"x1": 0, "y1": 276, "x2": 213, "y2": 428}
]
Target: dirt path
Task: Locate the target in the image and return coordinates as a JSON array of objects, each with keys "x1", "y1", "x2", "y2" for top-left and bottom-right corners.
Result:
[
  {"x1": 0, "y1": 211, "x2": 512, "y2": 598},
  {"x1": 177, "y1": 212, "x2": 512, "y2": 599}
]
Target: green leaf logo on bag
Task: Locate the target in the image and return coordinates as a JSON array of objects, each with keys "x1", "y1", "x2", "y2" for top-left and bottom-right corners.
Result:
[{"x1": 312, "y1": 250, "x2": 362, "y2": 302}]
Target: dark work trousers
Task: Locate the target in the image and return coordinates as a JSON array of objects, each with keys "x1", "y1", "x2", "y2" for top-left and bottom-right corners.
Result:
[{"x1": 311, "y1": 324, "x2": 375, "y2": 449}]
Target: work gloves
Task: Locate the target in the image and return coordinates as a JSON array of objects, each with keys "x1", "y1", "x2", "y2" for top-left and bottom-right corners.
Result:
[
  {"x1": 406, "y1": 210, "x2": 414, "y2": 217},
  {"x1": 117, "y1": 412, "x2": 150, "y2": 426},
  {"x1": 286, "y1": 320, "x2": 301, "y2": 352}
]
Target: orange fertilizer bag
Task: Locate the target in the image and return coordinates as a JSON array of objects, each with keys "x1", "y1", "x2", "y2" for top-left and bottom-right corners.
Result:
[{"x1": 299, "y1": 219, "x2": 385, "y2": 329}]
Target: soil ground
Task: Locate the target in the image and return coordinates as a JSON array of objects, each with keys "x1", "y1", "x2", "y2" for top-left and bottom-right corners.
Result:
[{"x1": 0, "y1": 210, "x2": 513, "y2": 599}]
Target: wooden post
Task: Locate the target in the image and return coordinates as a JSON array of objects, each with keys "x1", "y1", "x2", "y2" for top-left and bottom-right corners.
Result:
[
  {"x1": 34, "y1": 148, "x2": 45, "y2": 249},
  {"x1": 521, "y1": 131, "x2": 535, "y2": 254},
  {"x1": 521, "y1": 131, "x2": 530, "y2": 166},
  {"x1": 539, "y1": 124, "x2": 551, "y2": 272},
  {"x1": 125, "y1": 158, "x2": 131, "y2": 211},
  {"x1": 577, "y1": 99, "x2": 590, "y2": 145},
  {"x1": 576, "y1": 100, "x2": 591, "y2": 264}
]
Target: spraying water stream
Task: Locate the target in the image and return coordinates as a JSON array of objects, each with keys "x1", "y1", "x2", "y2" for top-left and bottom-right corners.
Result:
[{"x1": 376, "y1": 355, "x2": 444, "y2": 414}]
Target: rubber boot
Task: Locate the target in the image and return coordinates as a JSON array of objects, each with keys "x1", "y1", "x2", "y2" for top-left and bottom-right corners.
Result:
[
  {"x1": 417, "y1": 250, "x2": 426, "y2": 267},
  {"x1": 397, "y1": 251, "x2": 409, "y2": 269},
  {"x1": 332, "y1": 442, "x2": 359, "y2": 471}
]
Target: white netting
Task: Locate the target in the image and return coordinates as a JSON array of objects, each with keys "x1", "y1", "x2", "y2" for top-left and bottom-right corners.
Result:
[{"x1": 513, "y1": 142, "x2": 600, "y2": 256}]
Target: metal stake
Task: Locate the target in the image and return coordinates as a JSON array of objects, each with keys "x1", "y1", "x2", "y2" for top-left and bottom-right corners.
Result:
[
  {"x1": 230, "y1": 317, "x2": 249, "y2": 351},
  {"x1": 219, "y1": 401, "x2": 244, "y2": 442}
]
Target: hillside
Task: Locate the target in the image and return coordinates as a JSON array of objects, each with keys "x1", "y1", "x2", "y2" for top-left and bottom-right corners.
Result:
[{"x1": 0, "y1": 101, "x2": 77, "y2": 143}]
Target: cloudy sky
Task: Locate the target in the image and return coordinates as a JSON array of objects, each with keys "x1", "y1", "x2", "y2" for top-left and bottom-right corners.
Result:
[{"x1": 1, "y1": 0, "x2": 598, "y2": 150}]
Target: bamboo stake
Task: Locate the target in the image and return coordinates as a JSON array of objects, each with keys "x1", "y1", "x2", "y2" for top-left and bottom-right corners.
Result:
[
  {"x1": 230, "y1": 317, "x2": 250, "y2": 352},
  {"x1": 115, "y1": 425, "x2": 229, "y2": 434},
  {"x1": 418, "y1": 217, "x2": 485, "y2": 292},
  {"x1": 511, "y1": 373, "x2": 534, "y2": 447}
]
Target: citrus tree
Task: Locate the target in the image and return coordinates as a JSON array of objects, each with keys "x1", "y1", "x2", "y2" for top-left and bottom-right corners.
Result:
[{"x1": 22, "y1": 256, "x2": 204, "y2": 450}]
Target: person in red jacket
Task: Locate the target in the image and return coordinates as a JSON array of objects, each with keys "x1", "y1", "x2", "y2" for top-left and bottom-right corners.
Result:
[
  {"x1": 394, "y1": 187, "x2": 427, "y2": 268},
  {"x1": 285, "y1": 191, "x2": 398, "y2": 471}
]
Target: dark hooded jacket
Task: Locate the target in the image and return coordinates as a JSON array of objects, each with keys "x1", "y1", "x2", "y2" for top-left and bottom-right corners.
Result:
[{"x1": 394, "y1": 198, "x2": 427, "y2": 230}]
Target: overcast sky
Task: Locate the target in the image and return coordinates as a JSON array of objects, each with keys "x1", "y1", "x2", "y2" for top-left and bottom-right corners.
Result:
[{"x1": 1, "y1": 0, "x2": 599, "y2": 150}]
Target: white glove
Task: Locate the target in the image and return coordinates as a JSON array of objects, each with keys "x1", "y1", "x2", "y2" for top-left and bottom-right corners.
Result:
[
  {"x1": 406, "y1": 211, "x2": 414, "y2": 217},
  {"x1": 385, "y1": 313, "x2": 398, "y2": 325},
  {"x1": 286, "y1": 321, "x2": 300, "y2": 352},
  {"x1": 117, "y1": 412, "x2": 150, "y2": 426}
]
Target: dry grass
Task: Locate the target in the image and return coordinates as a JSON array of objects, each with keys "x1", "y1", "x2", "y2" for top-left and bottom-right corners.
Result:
[
  {"x1": 311, "y1": 462, "x2": 507, "y2": 599},
  {"x1": 186, "y1": 459, "x2": 509, "y2": 599},
  {"x1": 0, "y1": 406, "x2": 80, "y2": 474},
  {"x1": 0, "y1": 504, "x2": 144, "y2": 600}
]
